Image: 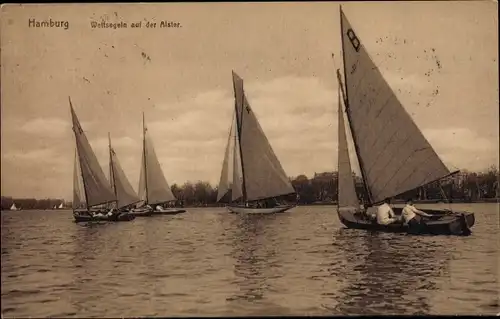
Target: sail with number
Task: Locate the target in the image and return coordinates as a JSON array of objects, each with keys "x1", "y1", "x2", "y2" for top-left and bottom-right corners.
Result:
[
  {"x1": 70, "y1": 99, "x2": 116, "y2": 208},
  {"x1": 109, "y1": 134, "x2": 141, "y2": 209},
  {"x1": 339, "y1": 7, "x2": 454, "y2": 205},
  {"x1": 217, "y1": 71, "x2": 295, "y2": 203},
  {"x1": 138, "y1": 113, "x2": 176, "y2": 205}
]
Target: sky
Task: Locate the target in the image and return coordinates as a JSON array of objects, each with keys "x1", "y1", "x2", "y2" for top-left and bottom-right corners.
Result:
[{"x1": 1, "y1": 1, "x2": 498, "y2": 200}]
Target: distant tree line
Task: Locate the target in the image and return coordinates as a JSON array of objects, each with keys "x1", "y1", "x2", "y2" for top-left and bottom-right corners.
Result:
[{"x1": 2, "y1": 166, "x2": 498, "y2": 210}]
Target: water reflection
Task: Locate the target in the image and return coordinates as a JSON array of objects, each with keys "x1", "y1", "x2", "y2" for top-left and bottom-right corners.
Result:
[
  {"x1": 226, "y1": 213, "x2": 290, "y2": 314},
  {"x1": 329, "y1": 229, "x2": 450, "y2": 315}
]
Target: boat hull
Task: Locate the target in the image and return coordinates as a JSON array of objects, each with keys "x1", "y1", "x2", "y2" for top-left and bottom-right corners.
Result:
[
  {"x1": 73, "y1": 211, "x2": 136, "y2": 223},
  {"x1": 227, "y1": 205, "x2": 295, "y2": 214},
  {"x1": 130, "y1": 207, "x2": 186, "y2": 217},
  {"x1": 337, "y1": 207, "x2": 475, "y2": 236}
]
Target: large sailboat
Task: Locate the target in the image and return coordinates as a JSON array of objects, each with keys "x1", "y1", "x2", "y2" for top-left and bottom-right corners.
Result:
[
  {"x1": 335, "y1": 6, "x2": 474, "y2": 235},
  {"x1": 132, "y1": 113, "x2": 186, "y2": 216},
  {"x1": 70, "y1": 98, "x2": 135, "y2": 222},
  {"x1": 216, "y1": 71, "x2": 297, "y2": 214}
]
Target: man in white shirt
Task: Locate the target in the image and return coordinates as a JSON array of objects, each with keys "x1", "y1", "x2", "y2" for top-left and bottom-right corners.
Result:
[
  {"x1": 376, "y1": 198, "x2": 398, "y2": 225},
  {"x1": 402, "y1": 199, "x2": 432, "y2": 233}
]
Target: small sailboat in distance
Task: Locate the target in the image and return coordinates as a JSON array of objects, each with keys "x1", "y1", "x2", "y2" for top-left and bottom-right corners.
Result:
[
  {"x1": 70, "y1": 97, "x2": 135, "y2": 223},
  {"x1": 58, "y1": 203, "x2": 63, "y2": 209},
  {"x1": 216, "y1": 71, "x2": 297, "y2": 214},
  {"x1": 334, "y1": 6, "x2": 474, "y2": 235},
  {"x1": 10, "y1": 203, "x2": 18, "y2": 211},
  {"x1": 132, "y1": 112, "x2": 186, "y2": 217}
]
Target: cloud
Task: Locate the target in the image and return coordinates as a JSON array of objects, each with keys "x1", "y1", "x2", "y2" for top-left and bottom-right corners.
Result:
[{"x1": 16, "y1": 117, "x2": 95, "y2": 137}]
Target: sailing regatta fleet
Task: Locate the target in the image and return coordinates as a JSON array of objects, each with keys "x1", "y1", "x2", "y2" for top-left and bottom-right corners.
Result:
[{"x1": 68, "y1": 6, "x2": 475, "y2": 235}]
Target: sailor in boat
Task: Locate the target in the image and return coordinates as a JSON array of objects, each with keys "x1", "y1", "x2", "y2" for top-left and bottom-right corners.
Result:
[
  {"x1": 402, "y1": 198, "x2": 433, "y2": 233},
  {"x1": 376, "y1": 198, "x2": 399, "y2": 225}
]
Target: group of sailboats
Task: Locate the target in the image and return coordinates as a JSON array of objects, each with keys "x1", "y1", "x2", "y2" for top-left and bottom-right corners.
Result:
[
  {"x1": 67, "y1": 6, "x2": 475, "y2": 235},
  {"x1": 70, "y1": 99, "x2": 185, "y2": 223}
]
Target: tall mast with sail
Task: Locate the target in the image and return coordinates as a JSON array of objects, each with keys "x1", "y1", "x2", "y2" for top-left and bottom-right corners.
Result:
[
  {"x1": 70, "y1": 97, "x2": 116, "y2": 211},
  {"x1": 217, "y1": 71, "x2": 296, "y2": 214},
  {"x1": 109, "y1": 133, "x2": 141, "y2": 210},
  {"x1": 138, "y1": 112, "x2": 177, "y2": 207},
  {"x1": 337, "y1": 6, "x2": 458, "y2": 206}
]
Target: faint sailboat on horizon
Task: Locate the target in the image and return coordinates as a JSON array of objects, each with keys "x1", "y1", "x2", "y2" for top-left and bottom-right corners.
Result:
[
  {"x1": 216, "y1": 71, "x2": 297, "y2": 214},
  {"x1": 70, "y1": 98, "x2": 135, "y2": 223},
  {"x1": 10, "y1": 203, "x2": 18, "y2": 211},
  {"x1": 132, "y1": 112, "x2": 186, "y2": 216},
  {"x1": 334, "y1": 6, "x2": 474, "y2": 235},
  {"x1": 58, "y1": 203, "x2": 64, "y2": 209}
]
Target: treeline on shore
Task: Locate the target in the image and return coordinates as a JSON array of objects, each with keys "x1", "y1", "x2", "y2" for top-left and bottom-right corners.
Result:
[{"x1": 2, "y1": 167, "x2": 498, "y2": 210}]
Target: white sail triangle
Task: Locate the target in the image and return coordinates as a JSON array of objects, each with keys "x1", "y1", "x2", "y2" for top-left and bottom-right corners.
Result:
[
  {"x1": 138, "y1": 113, "x2": 176, "y2": 205},
  {"x1": 339, "y1": 7, "x2": 452, "y2": 204},
  {"x1": 231, "y1": 71, "x2": 295, "y2": 202}
]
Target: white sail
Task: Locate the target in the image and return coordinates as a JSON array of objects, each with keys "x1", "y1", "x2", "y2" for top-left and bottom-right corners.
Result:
[
  {"x1": 70, "y1": 99, "x2": 116, "y2": 208},
  {"x1": 73, "y1": 148, "x2": 86, "y2": 209},
  {"x1": 339, "y1": 8, "x2": 451, "y2": 204},
  {"x1": 109, "y1": 142, "x2": 141, "y2": 209},
  {"x1": 232, "y1": 71, "x2": 295, "y2": 202},
  {"x1": 337, "y1": 84, "x2": 360, "y2": 209},
  {"x1": 10, "y1": 203, "x2": 17, "y2": 211},
  {"x1": 138, "y1": 113, "x2": 176, "y2": 205}
]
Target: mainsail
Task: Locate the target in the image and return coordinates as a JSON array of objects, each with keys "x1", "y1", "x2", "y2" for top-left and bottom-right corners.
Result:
[
  {"x1": 216, "y1": 111, "x2": 244, "y2": 203},
  {"x1": 138, "y1": 113, "x2": 176, "y2": 205},
  {"x1": 337, "y1": 83, "x2": 360, "y2": 209},
  {"x1": 221, "y1": 71, "x2": 295, "y2": 202},
  {"x1": 339, "y1": 7, "x2": 452, "y2": 204},
  {"x1": 70, "y1": 98, "x2": 116, "y2": 208},
  {"x1": 109, "y1": 134, "x2": 141, "y2": 209}
]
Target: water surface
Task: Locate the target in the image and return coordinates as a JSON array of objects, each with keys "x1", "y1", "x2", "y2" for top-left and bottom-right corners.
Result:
[{"x1": 1, "y1": 203, "x2": 499, "y2": 317}]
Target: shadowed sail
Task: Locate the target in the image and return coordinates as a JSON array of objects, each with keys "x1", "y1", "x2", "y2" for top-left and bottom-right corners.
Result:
[
  {"x1": 337, "y1": 84, "x2": 360, "y2": 209},
  {"x1": 221, "y1": 71, "x2": 295, "y2": 203},
  {"x1": 70, "y1": 98, "x2": 116, "y2": 208},
  {"x1": 339, "y1": 8, "x2": 452, "y2": 204},
  {"x1": 73, "y1": 149, "x2": 86, "y2": 210},
  {"x1": 109, "y1": 134, "x2": 141, "y2": 209},
  {"x1": 138, "y1": 113, "x2": 176, "y2": 205}
]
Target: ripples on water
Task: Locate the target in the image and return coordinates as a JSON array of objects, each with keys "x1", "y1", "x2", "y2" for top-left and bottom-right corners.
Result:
[{"x1": 1, "y1": 204, "x2": 499, "y2": 317}]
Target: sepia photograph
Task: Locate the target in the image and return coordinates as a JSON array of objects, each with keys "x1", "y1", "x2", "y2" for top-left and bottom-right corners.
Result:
[{"x1": 1, "y1": 1, "x2": 498, "y2": 317}]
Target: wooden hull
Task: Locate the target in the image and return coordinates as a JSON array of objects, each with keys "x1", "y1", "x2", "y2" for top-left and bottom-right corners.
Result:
[
  {"x1": 337, "y1": 207, "x2": 475, "y2": 236},
  {"x1": 227, "y1": 205, "x2": 295, "y2": 214},
  {"x1": 131, "y1": 207, "x2": 186, "y2": 217},
  {"x1": 73, "y1": 211, "x2": 136, "y2": 223}
]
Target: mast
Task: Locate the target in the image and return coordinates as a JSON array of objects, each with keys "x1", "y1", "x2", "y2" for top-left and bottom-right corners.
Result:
[
  {"x1": 233, "y1": 71, "x2": 248, "y2": 203},
  {"x1": 231, "y1": 124, "x2": 238, "y2": 204},
  {"x1": 70, "y1": 96, "x2": 90, "y2": 210},
  {"x1": 338, "y1": 6, "x2": 373, "y2": 205},
  {"x1": 142, "y1": 112, "x2": 149, "y2": 205}
]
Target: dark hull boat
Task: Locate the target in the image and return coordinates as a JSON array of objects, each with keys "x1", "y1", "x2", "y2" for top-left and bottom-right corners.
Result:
[
  {"x1": 131, "y1": 206, "x2": 186, "y2": 217},
  {"x1": 215, "y1": 72, "x2": 297, "y2": 213},
  {"x1": 337, "y1": 207, "x2": 474, "y2": 236},
  {"x1": 73, "y1": 210, "x2": 135, "y2": 223},
  {"x1": 333, "y1": 7, "x2": 475, "y2": 236}
]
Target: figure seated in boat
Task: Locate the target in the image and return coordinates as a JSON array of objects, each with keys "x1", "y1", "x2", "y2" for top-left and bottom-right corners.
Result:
[
  {"x1": 402, "y1": 198, "x2": 432, "y2": 233},
  {"x1": 376, "y1": 198, "x2": 401, "y2": 226}
]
